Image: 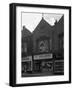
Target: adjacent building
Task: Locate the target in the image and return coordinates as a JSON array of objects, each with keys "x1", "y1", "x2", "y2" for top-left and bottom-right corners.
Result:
[{"x1": 21, "y1": 26, "x2": 33, "y2": 76}]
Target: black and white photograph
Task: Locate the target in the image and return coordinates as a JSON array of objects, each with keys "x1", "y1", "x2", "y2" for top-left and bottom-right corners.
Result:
[
  {"x1": 21, "y1": 12, "x2": 64, "y2": 77},
  {"x1": 10, "y1": 3, "x2": 71, "y2": 86}
]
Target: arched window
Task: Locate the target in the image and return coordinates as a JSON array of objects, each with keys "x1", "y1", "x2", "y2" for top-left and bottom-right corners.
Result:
[
  {"x1": 22, "y1": 42, "x2": 27, "y2": 53},
  {"x1": 58, "y1": 33, "x2": 64, "y2": 50},
  {"x1": 38, "y1": 40, "x2": 49, "y2": 53}
]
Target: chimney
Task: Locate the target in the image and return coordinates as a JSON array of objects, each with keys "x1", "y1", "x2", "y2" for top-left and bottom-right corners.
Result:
[
  {"x1": 23, "y1": 26, "x2": 26, "y2": 30},
  {"x1": 55, "y1": 20, "x2": 57, "y2": 25}
]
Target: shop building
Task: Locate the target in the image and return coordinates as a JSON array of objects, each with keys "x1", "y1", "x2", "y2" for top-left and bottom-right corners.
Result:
[{"x1": 21, "y1": 16, "x2": 64, "y2": 76}]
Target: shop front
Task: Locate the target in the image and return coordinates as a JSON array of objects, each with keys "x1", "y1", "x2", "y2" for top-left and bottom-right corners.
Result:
[{"x1": 33, "y1": 53, "x2": 54, "y2": 75}]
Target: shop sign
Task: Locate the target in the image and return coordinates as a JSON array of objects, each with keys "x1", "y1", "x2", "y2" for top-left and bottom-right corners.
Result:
[
  {"x1": 34, "y1": 53, "x2": 53, "y2": 60},
  {"x1": 22, "y1": 56, "x2": 32, "y2": 62}
]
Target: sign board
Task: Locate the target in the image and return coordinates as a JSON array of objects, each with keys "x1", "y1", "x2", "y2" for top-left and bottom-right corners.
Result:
[
  {"x1": 22, "y1": 56, "x2": 32, "y2": 62},
  {"x1": 34, "y1": 53, "x2": 53, "y2": 60}
]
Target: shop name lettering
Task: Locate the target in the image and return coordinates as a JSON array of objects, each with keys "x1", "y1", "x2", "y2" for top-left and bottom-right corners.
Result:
[
  {"x1": 34, "y1": 54, "x2": 52, "y2": 60},
  {"x1": 22, "y1": 54, "x2": 52, "y2": 61}
]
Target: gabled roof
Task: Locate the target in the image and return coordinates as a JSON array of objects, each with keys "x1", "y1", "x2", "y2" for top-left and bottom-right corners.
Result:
[
  {"x1": 55, "y1": 15, "x2": 64, "y2": 34},
  {"x1": 57, "y1": 15, "x2": 64, "y2": 25},
  {"x1": 22, "y1": 26, "x2": 32, "y2": 37},
  {"x1": 33, "y1": 18, "x2": 55, "y2": 35}
]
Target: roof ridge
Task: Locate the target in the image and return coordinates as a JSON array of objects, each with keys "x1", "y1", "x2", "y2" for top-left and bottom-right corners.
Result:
[{"x1": 33, "y1": 18, "x2": 54, "y2": 33}]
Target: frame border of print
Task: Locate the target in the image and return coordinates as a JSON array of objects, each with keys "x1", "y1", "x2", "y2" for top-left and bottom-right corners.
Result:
[{"x1": 9, "y1": 3, "x2": 71, "y2": 87}]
